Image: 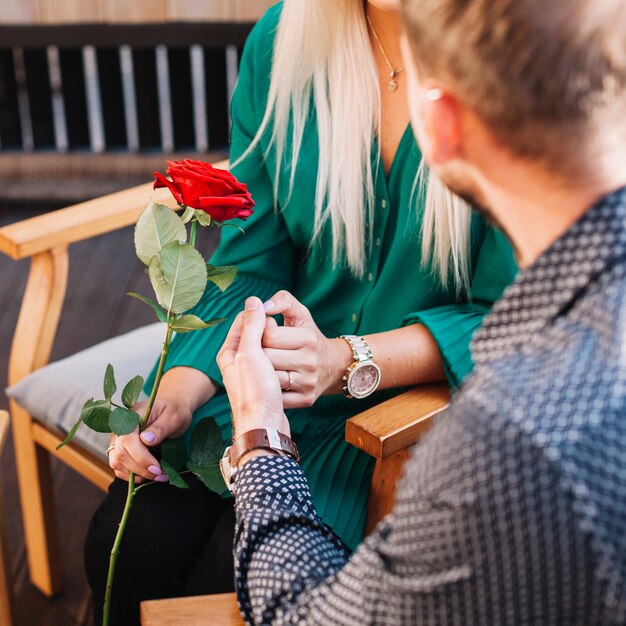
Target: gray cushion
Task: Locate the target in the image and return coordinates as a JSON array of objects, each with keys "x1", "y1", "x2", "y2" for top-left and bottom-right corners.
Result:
[{"x1": 6, "y1": 323, "x2": 166, "y2": 461}]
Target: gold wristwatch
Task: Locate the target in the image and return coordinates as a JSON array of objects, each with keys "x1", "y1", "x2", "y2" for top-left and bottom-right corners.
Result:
[{"x1": 339, "y1": 335, "x2": 382, "y2": 399}]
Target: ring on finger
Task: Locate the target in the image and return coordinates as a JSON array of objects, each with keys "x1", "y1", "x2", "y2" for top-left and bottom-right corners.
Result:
[
  {"x1": 106, "y1": 443, "x2": 116, "y2": 456},
  {"x1": 283, "y1": 370, "x2": 294, "y2": 392}
]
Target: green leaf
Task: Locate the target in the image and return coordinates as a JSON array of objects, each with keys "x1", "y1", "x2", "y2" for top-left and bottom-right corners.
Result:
[
  {"x1": 193, "y1": 209, "x2": 212, "y2": 227},
  {"x1": 180, "y1": 206, "x2": 195, "y2": 224},
  {"x1": 81, "y1": 399, "x2": 112, "y2": 433},
  {"x1": 160, "y1": 438, "x2": 186, "y2": 472},
  {"x1": 148, "y1": 241, "x2": 208, "y2": 314},
  {"x1": 103, "y1": 364, "x2": 117, "y2": 401},
  {"x1": 121, "y1": 375, "x2": 144, "y2": 409},
  {"x1": 161, "y1": 458, "x2": 189, "y2": 489},
  {"x1": 109, "y1": 407, "x2": 140, "y2": 436},
  {"x1": 127, "y1": 292, "x2": 168, "y2": 323},
  {"x1": 187, "y1": 462, "x2": 227, "y2": 495},
  {"x1": 217, "y1": 221, "x2": 245, "y2": 235},
  {"x1": 170, "y1": 314, "x2": 226, "y2": 334},
  {"x1": 190, "y1": 417, "x2": 223, "y2": 466},
  {"x1": 135, "y1": 200, "x2": 187, "y2": 265},
  {"x1": 56, "y1": 416, "x2": 83, "y2": 450},
  {"x1": 206, "y1": 265, "x2": 238, "y2": 293}
]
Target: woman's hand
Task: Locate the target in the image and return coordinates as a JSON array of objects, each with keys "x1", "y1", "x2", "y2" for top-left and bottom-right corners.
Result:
[
  {"x1": 262, "y1": 291, "x2": 352, "y2": 408},
  {"x1": 106, "y1": 395, "x2": 193, "y2": 484},
  {"x1": 217, "y1": 297, "x2": 290, "y2": 438},
  {"x1": 107, "y1": 366, "x2": 217, "y2": 483}
]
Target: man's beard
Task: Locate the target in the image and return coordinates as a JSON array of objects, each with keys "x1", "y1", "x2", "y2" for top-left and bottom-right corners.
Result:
[{"x1": 437, "y1": 166, "x2": 510, "y2": 239}]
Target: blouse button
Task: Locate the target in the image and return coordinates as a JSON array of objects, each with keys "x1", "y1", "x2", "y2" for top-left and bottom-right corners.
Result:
[
  {"x1": 368, "y1": 272, "x2": 374, "y2": 282},
  {"x1": 351, "y1": 312, "x2": 357, "y2": 323},
  {"x1": 375, "y1": 237, "x2": 381, "y2": 247},
  {"x1": 381, "y1": 199, "x2": 387, "y2": 209}
]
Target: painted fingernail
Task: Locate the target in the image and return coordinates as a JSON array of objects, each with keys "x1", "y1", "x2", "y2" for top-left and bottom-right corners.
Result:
[
  {"x1": 141, "y1": 431, "x2": 157, "y2": 444},
  {"x1": 148, "y1": 465, "x2": 162, "y2": 475},
  {"x1": 263, "y1": 300, "x2": 275, "y2": 312},
  {"x1": 154, "y1": 473, "x2": 169, "y2": 483}
]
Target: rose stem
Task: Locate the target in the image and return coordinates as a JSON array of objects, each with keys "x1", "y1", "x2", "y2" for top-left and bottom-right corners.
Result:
[
  {"x1": 102, "y1": 319, "x2": 175, "y2": 625},
  {"x1": 102, "y1": 475, "x2": 135, "y2": 626},
  {"x1": 189, "y1": 218, "x2": 198, "y2": 247}
]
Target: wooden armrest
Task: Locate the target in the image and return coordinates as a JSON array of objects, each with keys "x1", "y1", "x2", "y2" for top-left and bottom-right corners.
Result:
[
  {"x1": 345, "y1": 383, "x2": 450, "y2": 459},
  {"x1": 0, "y1": 158, "x2": 228, "y2": 260},
  {"x1": 0, "y1": 412, "x2": 8, "y2": 453},
  {"x1": 141, "y1": 593, "x2": 244, "y2": 626}
]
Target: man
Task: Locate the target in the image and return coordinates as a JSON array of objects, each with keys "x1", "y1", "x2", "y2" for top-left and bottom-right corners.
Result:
[{"x1": 217, "y1": 0, "x2": 626, "y2": 623}]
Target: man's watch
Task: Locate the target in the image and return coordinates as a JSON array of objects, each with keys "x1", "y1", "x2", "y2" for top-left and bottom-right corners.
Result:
[
  {"x1": 220, "y1": 427, "x2": 299, "y2": 491},
  {"x1": 339, "y1": 335, "x2": 382, "y2": 399}
]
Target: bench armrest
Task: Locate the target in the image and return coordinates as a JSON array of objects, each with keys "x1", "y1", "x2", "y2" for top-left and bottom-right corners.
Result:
[
  {"x1": 345, "y1": 383, "x2": 450, "y2": 459},
  {"x1": 0, "y1": 159, "x2": 228, "y2": 260}
]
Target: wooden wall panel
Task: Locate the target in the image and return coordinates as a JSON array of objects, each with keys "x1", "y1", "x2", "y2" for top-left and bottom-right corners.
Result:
[
  {"x1": 37, "y1": 0, "x2": 102, "y2": 24},
  {"x1": 235, "y1": 0, "x2": 274, "y2": 21},
  {"x1": 102, "y1": 0, "x2": 166, "y2": 23},
  {"x1": 0, "y1": 0, "x2": 39, "y2": 24},
  {"x1": 166, "y1": 0, "x2": 232, "y2": 22}
]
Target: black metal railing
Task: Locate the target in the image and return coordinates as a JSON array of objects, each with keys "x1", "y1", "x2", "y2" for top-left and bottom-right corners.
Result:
[{"x1": 0, "y1": 23, "x2": 253, "y2": 155}]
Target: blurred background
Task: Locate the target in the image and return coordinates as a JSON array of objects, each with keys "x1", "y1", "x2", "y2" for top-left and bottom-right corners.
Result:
[{"x1": 0, "y1": 2, "x2": 272, "y2": 624}]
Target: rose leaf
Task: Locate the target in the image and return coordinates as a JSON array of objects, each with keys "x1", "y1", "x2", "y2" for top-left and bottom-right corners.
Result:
[
  {"x1": 82, "y1": 399, "x2": 112, "y2": 433},
  {"x1": 161, "y1": 459, "x2": 189, "y2": 490},
  {"x1": 170, "y1": 315, "x2": 226, "y2": 334},
  {"x1": 148, "y1": 241, "x2": 207, "y2": 314},
  {"x1": 206, "y1": 265, "x2": 238, "y2": 293},
  {"x1": 121, "y1": 375, "x2": 144, "y2": 409},
  {"x1": 109, "y1": 407, "x2": 140, "y2": 436},
  {"x1": 190, "y1": 416, "x2": 223, "y2": 466},
  {"x1": 135, "y1": 200, "x2": 187, "y2": 265}
]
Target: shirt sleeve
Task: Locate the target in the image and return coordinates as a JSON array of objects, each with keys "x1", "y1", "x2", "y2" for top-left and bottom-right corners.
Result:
[
  {"x1": 233, "y1": 386, "x2": 590, "y2": 625},
  {"x1": 404, "y1": 227, "x2": 518, "y2": 386},
  {"x1": 148, "y1": 7, "x2": 297, "y2": 389}
]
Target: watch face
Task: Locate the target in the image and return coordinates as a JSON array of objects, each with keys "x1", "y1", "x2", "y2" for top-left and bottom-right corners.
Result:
[{"x1": 347, "y1": 362, "x2": 381, "y2": 399}]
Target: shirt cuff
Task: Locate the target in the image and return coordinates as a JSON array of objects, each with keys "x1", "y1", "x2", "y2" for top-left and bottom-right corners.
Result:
[{"x1": 234, "y1": 455, "x2": 313, "y2": 505}]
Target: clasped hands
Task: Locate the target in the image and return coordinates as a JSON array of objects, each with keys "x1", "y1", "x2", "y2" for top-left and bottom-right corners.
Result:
[{"x1": 107, "y1": 291, "x2": 350, "y2": 482}]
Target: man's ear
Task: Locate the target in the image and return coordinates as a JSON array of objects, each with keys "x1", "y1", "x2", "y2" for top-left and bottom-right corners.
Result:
[
  {"x1": 424, "y1": 90, "x2": 463, "y2": 165},
  {"x1": 401, "y1": 34, "x2": 463, "y2": 166}
]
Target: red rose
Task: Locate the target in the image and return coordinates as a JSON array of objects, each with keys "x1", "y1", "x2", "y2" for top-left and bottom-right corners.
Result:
[{"x1": 153, "y1": 159, "x2": 255, "y2": 222}]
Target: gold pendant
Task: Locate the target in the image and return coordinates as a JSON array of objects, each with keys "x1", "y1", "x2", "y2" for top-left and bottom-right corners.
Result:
[{"x1": 387, "y1": 71, "x2": 398, "y2": 92}]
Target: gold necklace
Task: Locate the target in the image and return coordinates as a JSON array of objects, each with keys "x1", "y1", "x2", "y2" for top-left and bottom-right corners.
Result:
[{"x1": 366, "y1": 13, "x2": 403, "y2": 92}]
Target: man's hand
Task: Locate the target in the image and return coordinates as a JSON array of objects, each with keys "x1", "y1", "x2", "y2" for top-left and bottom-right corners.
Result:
[
  {"x1": 262, "y1": 291, "x2": 353, "y2": 407},
  {"x1": 217, "y1": 297, "x2": 290, "y2": 438}
]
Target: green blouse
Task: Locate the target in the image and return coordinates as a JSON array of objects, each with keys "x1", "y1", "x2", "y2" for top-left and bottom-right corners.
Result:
[{"x1": 146, "y1": 3, "x2": 517, "y2": 550}]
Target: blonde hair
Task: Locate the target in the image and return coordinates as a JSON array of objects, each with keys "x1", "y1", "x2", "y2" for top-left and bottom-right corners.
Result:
[{"x1": 235, "y1": 0, "x2": 472, "y2": 293}]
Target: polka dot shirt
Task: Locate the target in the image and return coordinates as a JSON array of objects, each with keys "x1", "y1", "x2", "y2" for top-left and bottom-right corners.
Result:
[{"x1": 233, "y1": 187, "x2": 626, "y2": 625}]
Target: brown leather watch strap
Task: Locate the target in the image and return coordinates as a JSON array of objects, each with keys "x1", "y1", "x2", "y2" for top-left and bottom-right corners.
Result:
[{"x1": 229, "y1": 428, "x2": 300, "y2": 467}]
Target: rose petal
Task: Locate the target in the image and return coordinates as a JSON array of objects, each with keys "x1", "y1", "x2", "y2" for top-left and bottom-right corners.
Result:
[{"x1": 153, "y1": 172, "x2": 183, "y2": 204}]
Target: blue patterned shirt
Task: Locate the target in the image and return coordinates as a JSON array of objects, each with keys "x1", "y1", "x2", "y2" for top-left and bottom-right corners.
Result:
[{"x1": 233, "y1": 187, "x2": 626, "y2": 625}]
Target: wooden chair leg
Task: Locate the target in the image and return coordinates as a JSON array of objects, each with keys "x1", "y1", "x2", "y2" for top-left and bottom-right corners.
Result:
[
  {"x1": 0, "y1": 411, "x2": 15, "y2": 626},
  {"x1": 364, "y1": 448, "x2": 411, "y2": 536},
  {"x1": 8, "y1": 402, "x2": 63, "y2": 597},
  {"x1": 6, "y1": 248, "x2": 68, "y2": 597}
]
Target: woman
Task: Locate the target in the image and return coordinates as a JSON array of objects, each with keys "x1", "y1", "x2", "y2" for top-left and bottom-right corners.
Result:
[{"x1": 85, "y1": 1, "x2": 517, "y2": 623}]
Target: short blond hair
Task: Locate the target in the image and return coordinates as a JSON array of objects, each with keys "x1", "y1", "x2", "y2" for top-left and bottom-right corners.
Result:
[{"x1": 402, "y1": 0, "x2": 626, "y2": 172}]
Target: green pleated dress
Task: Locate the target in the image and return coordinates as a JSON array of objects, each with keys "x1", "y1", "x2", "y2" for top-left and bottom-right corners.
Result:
[{"x1": 146, "y1": 4, "x2": 518, "y2": 551}]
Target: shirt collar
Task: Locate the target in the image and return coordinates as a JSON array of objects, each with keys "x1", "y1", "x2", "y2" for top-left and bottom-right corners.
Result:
[{"x1": 472, "y1": 185, "x2": 626, "y2": 365}]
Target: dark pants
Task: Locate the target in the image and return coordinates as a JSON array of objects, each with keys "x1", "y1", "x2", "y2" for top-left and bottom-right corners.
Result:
[{"x1": 84, "y1": 475, "x2": 235, "y2": 626}]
